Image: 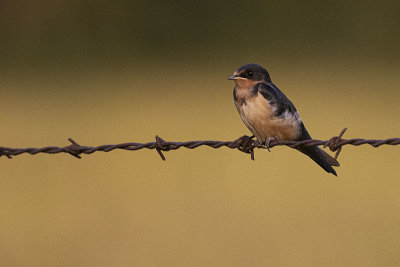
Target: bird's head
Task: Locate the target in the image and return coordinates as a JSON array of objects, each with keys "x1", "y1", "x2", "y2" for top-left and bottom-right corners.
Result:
[{"x1": 228, "y1": 63, "x2": 271, "y2": 88}]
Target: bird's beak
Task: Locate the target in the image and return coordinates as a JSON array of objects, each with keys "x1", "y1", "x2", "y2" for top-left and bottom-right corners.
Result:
[{"x1": 228, "y1": 75, "x2": 238, "y2": 80}]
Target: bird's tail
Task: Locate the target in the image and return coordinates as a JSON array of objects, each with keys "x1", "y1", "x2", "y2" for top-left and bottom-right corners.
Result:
[
  {"x1": 296, "y1": 146, "x2": 339, "y2": 176},
  {"x1": 296, "y1": 122, "x2": 339, "y2": 176}
]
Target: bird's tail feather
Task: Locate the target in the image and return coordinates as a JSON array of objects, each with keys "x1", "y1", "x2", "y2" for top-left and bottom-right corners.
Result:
[
  {"x1": 296, "y1": 146, "x2": 338, "y2": 176},
  {"x1": 320, "y1": 149, "x2": 340, "y2": 166}
]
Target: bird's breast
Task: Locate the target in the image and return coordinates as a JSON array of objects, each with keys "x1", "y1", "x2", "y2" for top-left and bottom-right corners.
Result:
[{"x1": 234, "y1": 88, "x2": 300, "y2": 142}]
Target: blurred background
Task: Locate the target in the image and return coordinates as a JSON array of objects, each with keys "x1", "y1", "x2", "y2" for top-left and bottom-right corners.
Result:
[{"x1": 1, "y1": 0, "x2": 400, "y2": 266}]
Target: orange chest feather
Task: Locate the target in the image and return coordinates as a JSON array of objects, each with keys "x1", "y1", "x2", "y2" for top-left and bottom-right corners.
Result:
[{"x1": 234, "y1": 88, "x2": 300, "y2": 142}]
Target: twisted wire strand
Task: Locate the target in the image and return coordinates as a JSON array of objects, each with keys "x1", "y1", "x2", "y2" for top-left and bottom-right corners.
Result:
[{"x1": 0, "y1": 128, "x2": 399, "y2": 160}]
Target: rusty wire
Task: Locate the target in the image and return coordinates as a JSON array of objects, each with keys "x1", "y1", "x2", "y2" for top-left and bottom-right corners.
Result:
[{"x1": 0, "y1": 128, "x2": 399, "y2": 161}]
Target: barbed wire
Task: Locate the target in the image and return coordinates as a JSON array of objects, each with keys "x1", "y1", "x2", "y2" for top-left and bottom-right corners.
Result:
[{"x1": 0, "y1": 128, "x2": 399, "y2": 161}]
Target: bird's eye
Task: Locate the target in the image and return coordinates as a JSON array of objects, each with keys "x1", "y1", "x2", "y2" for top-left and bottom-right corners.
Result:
[{"x1": 247, "y1": 70, "x2": 254, "y2": 77}]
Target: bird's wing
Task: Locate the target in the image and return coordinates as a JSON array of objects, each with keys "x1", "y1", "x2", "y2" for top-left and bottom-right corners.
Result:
[
  {"x1": 258, "y1": 82, "x2": 340, "y2": 171},
  {"x1": 257, "y1": 82, "x2": 297, "y2": 117}
]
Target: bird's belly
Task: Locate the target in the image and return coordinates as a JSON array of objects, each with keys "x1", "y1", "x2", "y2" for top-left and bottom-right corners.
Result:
[{"x1": 236, "y1": 94, "x2": 300, "y2": 142}]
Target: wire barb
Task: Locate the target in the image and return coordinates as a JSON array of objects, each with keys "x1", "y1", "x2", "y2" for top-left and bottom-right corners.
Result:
[
  {"x1": 0, "y1": 128, "x2": 398, "y2": 160},
  {"x1": 155, "y1": 135, "x2": 167, "y2": 161},
  {"x1": 65, "y1": 138, "x2": 83, "y2": 159},
  {"x1": 324, "y1": 128, "x2": 348, "y2": 160}
]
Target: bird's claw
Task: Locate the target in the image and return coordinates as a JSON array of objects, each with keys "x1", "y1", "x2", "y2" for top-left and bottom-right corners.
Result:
[
  {"x1": 253, "y1": 137, "x2": 275, "y2": 151},
  {"x1": 264, "y1": 137, "x2": 275, "y2": 152},
  {"x1": 254, "y1": 139, "x2": 262, "y2": 148}
]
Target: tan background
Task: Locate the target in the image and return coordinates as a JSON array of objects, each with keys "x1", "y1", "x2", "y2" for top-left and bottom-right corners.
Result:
[{"x1": 1, "y1": 1, "x2": 400, "y2": 266}]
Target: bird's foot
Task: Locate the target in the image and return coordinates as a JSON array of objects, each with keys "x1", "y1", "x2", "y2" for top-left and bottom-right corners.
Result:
[
  {"x1": 264, "y1": 137, "x2": 275, "y2": 152},
  {"x1": 253, "y1": 139, "x2": 262, "y2": 148}
]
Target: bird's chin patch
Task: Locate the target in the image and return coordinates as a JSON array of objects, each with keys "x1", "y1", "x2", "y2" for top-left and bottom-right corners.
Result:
[{"x1": 234, "y1": 78, "x2": 262, "y2": 89}]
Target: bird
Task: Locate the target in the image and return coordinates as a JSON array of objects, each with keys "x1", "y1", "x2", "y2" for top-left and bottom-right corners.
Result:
[{"x1": 228, "y1": 63, "x2": 339, "y2": 176}]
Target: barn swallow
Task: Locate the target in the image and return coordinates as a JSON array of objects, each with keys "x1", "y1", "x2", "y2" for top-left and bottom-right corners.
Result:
[{"x1": 228, "y1": 63, "x2": 339, "y2": 176}]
